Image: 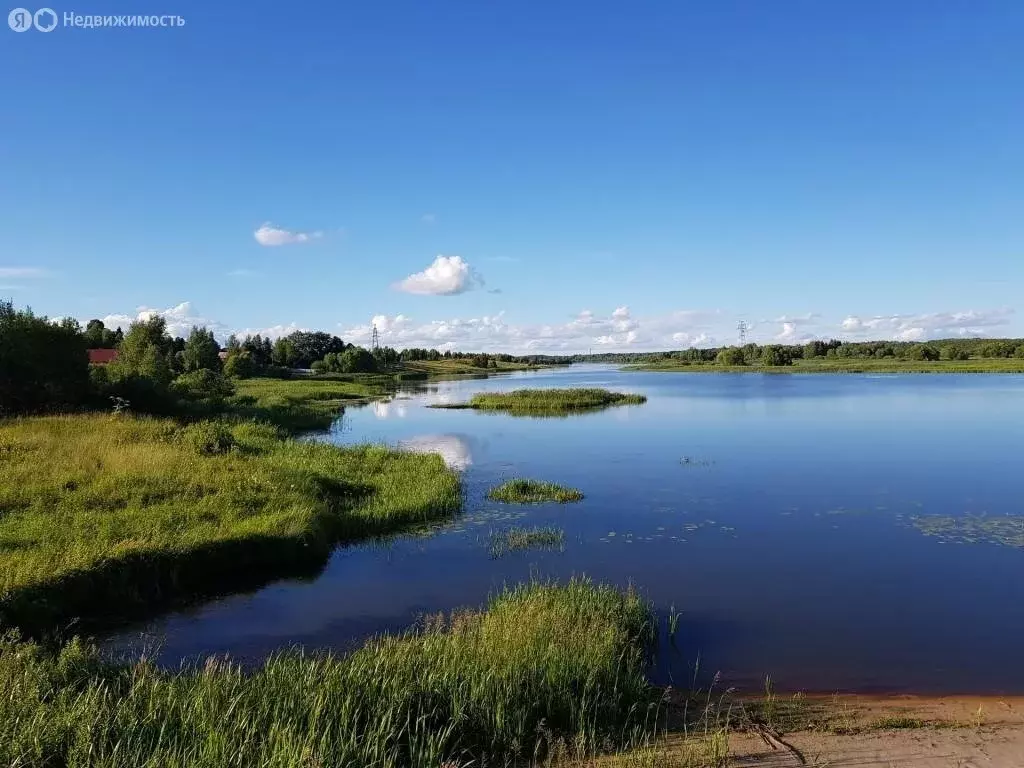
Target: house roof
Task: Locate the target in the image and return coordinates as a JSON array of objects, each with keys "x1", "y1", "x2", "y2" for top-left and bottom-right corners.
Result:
[{"x1": 87, "y1": 348, "x2": 119, "y2": 364}]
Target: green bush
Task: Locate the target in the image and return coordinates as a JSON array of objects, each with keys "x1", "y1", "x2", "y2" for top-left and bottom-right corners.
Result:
[
  {"x1": 171, "y1": 369, "x2": 235, "y2": 404},
  {"x1": 178, "y1": 421, "x2": 237, "y2": 456},
  {"x1": 716, "y1": 347, "x2": 746, "y2": 366}
]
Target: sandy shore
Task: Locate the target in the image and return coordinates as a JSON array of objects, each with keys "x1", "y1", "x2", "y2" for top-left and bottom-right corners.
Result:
[{"x1": 728, "y1": 695, "x2": 1024, "y2": 767}]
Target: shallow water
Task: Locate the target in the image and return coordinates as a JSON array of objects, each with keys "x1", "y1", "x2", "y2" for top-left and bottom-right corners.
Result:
[{"x1": 104, "y1": 366, "x2": 1024, "y2": 693}]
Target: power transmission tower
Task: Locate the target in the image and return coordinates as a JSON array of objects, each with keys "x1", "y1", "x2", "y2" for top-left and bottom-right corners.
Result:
[
  {"x1": 737, "y1": 320, "x2": 748, "y2": 345},
  {"x1": 371, "y1": 324, "x2": 380, "y2": 352}
]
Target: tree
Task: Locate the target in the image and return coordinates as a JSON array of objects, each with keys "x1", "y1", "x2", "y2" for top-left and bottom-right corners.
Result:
[
  {"x1": 716, "y1": 347, "x2": 746, "y2": 366},
  {"x1": 908, "y1": 344, "x2": 939, "y2": 361},
  {"x1": 941, "y1": 345, "x2": 970, "y2": 361},
  {"x1": 760, "y1": 345, "x2": 793, "y2": 366},
  {"x1": 283, "y1": 331, "x2": 346, "y2": 368},
  {"x1": 223, "y1": 349, "x2": 256, "y2": 379},
  {"x1": 84, "y1": 319, "x2": 119, "y2": 348},
  {"x1": 471, "y1": 353, "x2": 490, "y2": 368},
  {"x1": 110, "y1": 317, "x2": 173, "y2": 384},
  {"x1": 271, "y1": 337, "x2": 298, "y2": 368},
  {"x1": 181, "y1": 326, "x2": 221, "y2": 372},
  {"x1": 0, "y1": 301, "x2": 90, "y2": 415}
]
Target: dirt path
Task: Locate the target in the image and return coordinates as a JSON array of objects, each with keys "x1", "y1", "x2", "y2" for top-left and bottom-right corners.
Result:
[{"x1": 729, "y1": 696, "x2": 1024, "y2": 767}]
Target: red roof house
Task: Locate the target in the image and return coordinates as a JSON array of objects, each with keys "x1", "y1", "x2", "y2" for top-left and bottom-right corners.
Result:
[{"x1": 87, "y1": 349, "x2": 119, "y2": 365}]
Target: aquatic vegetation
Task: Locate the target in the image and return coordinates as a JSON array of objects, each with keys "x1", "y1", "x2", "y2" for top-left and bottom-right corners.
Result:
[
  {"x1": 487, "y1": 478, "x2": 584, "y2": 504},
  {"x1": 679, "y1": 456, "x2": 715, "y2": 468},
  {"x1": 433, "y1": 388, "x2": 646, "y2": 416},
  {"x1": 0, "y1": 580, "x2": 657, "y2": 768},
  {"x1": 489, "y1": 525, "x2": 566, "y2": 557},
  {"x1": 911, "y1": 514, "x2": 1024, "y2": 549},
  {"x1": 0, "y1": 414, "x2": 461, "y2": 634}
]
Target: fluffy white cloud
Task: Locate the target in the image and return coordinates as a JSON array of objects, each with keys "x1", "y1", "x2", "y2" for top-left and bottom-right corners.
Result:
[
  {"x1": 342, "y1": 307, "x2": 720, "y2": 353},
  {"x1": 101, "y1": 302, "x2": 229, "y2": 339},
  {"x1": 839, "y1": 309, "x2": 1014, "y2": 341},
  {"x1": 394, "y1": 255, "x2": 482, "y2": 296},
  {"x1": 233, "y1": 322, "x2": 307, "y2": 340},
  {"x1": 253, "y1": 223, "x2": 322, "y2": 246}
]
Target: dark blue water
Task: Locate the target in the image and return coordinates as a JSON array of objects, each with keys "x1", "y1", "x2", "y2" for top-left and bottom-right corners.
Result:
[{"x1": 104, "y1": 367, "x2": 1024, "y2": 693}]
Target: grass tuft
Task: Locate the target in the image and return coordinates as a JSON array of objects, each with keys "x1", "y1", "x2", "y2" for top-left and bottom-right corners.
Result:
[
  {"x1": 489, "y1": 526, "x2": 566, "y2": 557},
  {"x1": 488, "y1": 478, "x2": 584, "y2": 504}
]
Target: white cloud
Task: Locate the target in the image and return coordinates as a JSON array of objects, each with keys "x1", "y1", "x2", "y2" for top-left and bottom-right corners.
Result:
[
  {"x1": 341, "y1": 307, "x2": 721, "y2": 353},
  {"x1": 101, "y1": 302, "x2": 229, "y2": 339},
  {"x1": 0, "y1": 267, "x2": 49, "y2": 278},
  {"x1": 233, "y1": 322, "x2": 307, "y2": 340},
  {"x1": 420, "y1": 213, "x2": 436, "y2": 225},
  {"x1": 839, "y1": 309, "x2": 1014, "y2": 341},
  {"x1": 394, "y1": 255, "x2": 482, "y2": 296},
  {"x1": 227, "y1": 268, "x2": 259, "y2": 278},
  {"x1": 253, "y1": 222, "x2": 322, "y2": 247},
  {"x1": 775, "y1": 322, "x2": 816, "y2": 343},
  {"x1": 772, "y1": 313, "x2": 819, "y2": 326}
]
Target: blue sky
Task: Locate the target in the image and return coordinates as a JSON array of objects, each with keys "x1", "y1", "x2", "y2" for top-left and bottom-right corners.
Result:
[{"x1": 3, "y1": 0, "x2": 1022, "y2": 351}]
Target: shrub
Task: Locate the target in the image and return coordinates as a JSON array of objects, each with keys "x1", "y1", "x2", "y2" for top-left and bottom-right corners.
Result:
[
  {"x1": 178, "y1": 421, "x2": 237, "y2": 455},
  {"x1": 171, "y1": 369, "x2": 235, "y2": 405},
  {"x1": 716, "y1": 347, "x2": 746, "y2": 366}
]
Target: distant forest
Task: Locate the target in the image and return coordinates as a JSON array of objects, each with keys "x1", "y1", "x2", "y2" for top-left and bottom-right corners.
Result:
[{"x1": 572, "y1": 338, "x2": 1024, "y2": 365}]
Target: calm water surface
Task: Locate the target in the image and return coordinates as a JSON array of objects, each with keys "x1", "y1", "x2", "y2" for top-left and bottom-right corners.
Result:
[{"x1": 104, "y1": 367, "x2": 1024, "y2": 693}]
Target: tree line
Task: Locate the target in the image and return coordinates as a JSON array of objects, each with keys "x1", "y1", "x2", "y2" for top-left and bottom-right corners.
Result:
[
  {"x1": 0, "y1": 302, "x2": 566, "y2": 416},
  {"x1": 575, "y1": 337, "x2": 1024, "y2": 366}
]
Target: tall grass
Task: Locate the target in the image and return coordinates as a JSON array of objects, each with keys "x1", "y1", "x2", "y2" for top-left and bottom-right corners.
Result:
[
  {"x1": 465, "y1": 388, "x2": 646, "y2": 416},
  {"x1": 0, "y1": 414, "x2": 460, "y2": 634},
  {"x1": 0, "y1": 580, "x2": 656, "y2": 768}
]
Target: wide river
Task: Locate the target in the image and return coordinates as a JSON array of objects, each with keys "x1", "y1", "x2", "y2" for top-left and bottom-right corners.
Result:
[{"x1": 105, "y1": 366, "x2": 1024, "y2": 693}]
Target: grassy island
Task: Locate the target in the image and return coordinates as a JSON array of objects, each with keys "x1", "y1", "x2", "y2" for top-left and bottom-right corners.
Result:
[
  {"x1": 488, "y1": 478, "x2": 584, "y2": 504},
  {"x1": 432, "y1": 387, "x2": 646, "y2": 416}
]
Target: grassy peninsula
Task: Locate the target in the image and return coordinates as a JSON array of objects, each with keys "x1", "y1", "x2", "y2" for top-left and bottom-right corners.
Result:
[{"x1": 0, "y1": 414, "x2": 461, "y2": 634}]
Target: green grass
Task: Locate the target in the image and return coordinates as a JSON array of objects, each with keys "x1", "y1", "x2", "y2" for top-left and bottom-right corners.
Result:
[
  {"x1": 488, "y1": 478, "x2": 584, "y2": 504},
  {"x1": 436, "y1": 388, "x2": 647, "y2": 416},
  {"x1": 630, "y1": 358, "x2": 1024, "y2": 374},
  {"x1": 228, "y1": 376, "x2": 386, "y2": 431},
  {"x1": 489, "y1": 526, "x2": 566, "y2": 557},
  {"x1": 0, "y1": 579, "x2": 656, "y2": 768},
  {"x1": 0, "y1": 413, "x2": 460, "y2": 634}
]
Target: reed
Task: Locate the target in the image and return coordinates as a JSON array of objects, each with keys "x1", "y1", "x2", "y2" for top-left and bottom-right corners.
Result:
[{"x1": 0, "y1": 579, "x2": 657, "y2": 768}]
